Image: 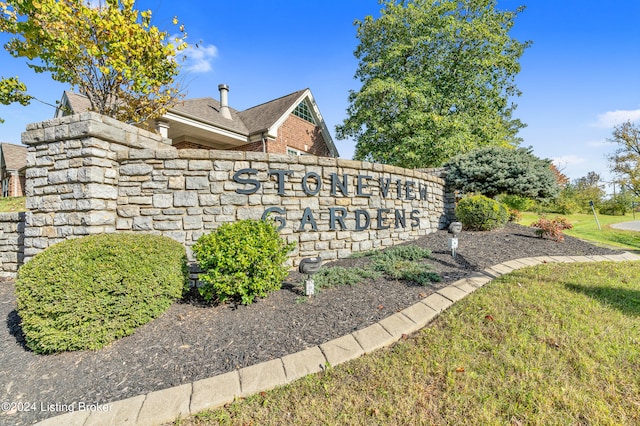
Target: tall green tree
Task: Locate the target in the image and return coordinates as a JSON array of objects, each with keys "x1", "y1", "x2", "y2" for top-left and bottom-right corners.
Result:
[
  {"x1": 607, "y1": 121, "x2": 640, "y2": 197},
  {"x1": 0, "y1": 0, "x2": 187, "y2": 124},
  {"x1": 336, "y1": 0, "x2": 530, "y2": 168}
]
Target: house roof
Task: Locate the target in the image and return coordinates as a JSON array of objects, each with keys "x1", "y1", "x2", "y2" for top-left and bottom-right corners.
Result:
[
  {"x1": 1, "y1": 143, "x2": 27, "y2": 171},
  {"x1": 59, "y1": 87, "x2": 339, "y2": 157}
]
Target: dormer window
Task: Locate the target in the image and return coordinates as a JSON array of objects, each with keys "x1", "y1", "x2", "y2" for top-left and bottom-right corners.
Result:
[{"x1": 292, "y1": 101, "x2": 316, "y2": 124}]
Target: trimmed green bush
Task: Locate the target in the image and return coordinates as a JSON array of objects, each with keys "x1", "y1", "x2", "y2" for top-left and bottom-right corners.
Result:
[
  {"x1": 456, "y1": 195, "x2": 509, "y2": 231},
  {"x1": 192, "y1": 220, "x2": 295, "y2": 305},
  {"x1": 16, "y1": 233, "x2": 188, "y2": 354}
]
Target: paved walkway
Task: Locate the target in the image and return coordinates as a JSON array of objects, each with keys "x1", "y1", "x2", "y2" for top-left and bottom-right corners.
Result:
[
  {"x1": 35, "y1": 252, "x2": 640, "y2": 426},
  {"x1": 610, "y1": 220, "x2": 640, "y2": 232}
]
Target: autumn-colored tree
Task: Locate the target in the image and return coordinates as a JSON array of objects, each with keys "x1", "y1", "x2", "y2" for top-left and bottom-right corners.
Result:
[
  {"x1": 550, "y1": 163, "x2": 569, "y2": 187},
  {"x1": 0, "y1": 0, "x2": 187, "y2": 124}
]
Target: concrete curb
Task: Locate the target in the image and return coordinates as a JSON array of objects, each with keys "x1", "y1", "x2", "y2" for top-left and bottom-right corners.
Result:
[{"x1": 34, "y1": 252, "x2": 640, "y2": 425}]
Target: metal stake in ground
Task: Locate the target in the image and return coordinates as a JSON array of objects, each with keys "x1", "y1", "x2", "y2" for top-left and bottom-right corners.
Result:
[
  {"x1": 448, "y1": 221, "x2": 462, "y2": 257},
  {"x1": 299, "y1": 257, "x2": 322, "y2": 296}
]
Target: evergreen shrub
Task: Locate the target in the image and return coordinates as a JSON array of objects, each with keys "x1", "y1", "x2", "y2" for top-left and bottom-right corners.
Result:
[
  {"x1": 16, "y1": 233, "x2": 188, "y2": 354},
  {"x1": 455, "y1": 195, "x2": 509, "y2": 231},
  {"x1": 192, "y1": 219, "x2": 295, "y2": 305}
]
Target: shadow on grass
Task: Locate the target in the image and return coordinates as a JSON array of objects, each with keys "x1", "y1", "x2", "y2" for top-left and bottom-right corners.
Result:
[{"x1": 565, "y1": 283, "x2": 640, "y2": 317}]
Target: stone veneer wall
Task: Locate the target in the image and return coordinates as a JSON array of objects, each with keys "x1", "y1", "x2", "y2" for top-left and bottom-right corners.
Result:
[
  {"x1": 0, "y1": 212, "x2": 25, "y2": 277},
  {"x1": 18, "y1": 112, "x2": 454, "y2": 273}
]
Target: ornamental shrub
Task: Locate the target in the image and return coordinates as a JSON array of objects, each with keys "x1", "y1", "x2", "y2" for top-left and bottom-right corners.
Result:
[
  {"x1": 16, "y1": 233, "x2": 188, "y2": 354},
  {"x1": 192, "y1": 220, "x2": 295, "y2": 305},
  {"x1": 455, "y1": 195, "x2": 509, "y2": 231},
  {"x1": 530, "y1": 216, "x2": 573, "y2": 242}
]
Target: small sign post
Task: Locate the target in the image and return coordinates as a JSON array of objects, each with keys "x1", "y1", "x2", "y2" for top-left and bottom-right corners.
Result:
[
  {"x1": 448, "y1": 221, "x2": 462, "y2": 257},
  {"x1": 589, "y1": 200, "x2": 601, "y2": 230}
]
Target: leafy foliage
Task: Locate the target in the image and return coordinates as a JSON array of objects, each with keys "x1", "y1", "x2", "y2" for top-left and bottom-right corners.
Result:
[
  {"x1": 530, "y1": 216, "x2": 573, "y2": 242},
  {"x1": 607, "y1": 120, "x2": 640, "y2": 197},
  {"x1": 0, "y1": 0, "x2": 187, "y2": 123},
  {"x1": 598, "y1": 192, "x2": 633, "y2": 216},
  {"x1": 336, "y1": 0, "x2": 530, "y2": 168},
  {"x1": 446, "y1": 146, "x2": 560, "y2": 200},
  {"x1": 192, "y1": 220, "x2": 295, "y2": 305},
  {"x1": 543, "y1": 171, "x2": 604, "y2": 214},
  {"x1": 497, "y1": 194, "x2": 535, "y2": 212},
  {"x1": 455, "y1": 194, "x2": 509, "y2": 231},
  {"x1": 0, "y1": 76, "x2": 31, "y2": 122},
  {"x1": 15, "y1": 233, "x2": 188, "y2": 354}
]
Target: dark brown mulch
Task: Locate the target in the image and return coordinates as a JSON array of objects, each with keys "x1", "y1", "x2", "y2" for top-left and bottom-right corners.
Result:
[{"x1": 0, "y1": 223, "x2": 621, "y2": 425}]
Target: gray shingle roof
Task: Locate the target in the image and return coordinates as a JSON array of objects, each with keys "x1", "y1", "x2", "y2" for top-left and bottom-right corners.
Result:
[
  {"x1": 170, "y1": 97, "x2": 249, "y2": 135},
  {"x1": 1, "y1": 143, "x2": 27, "y2": 171},
  {"x1": 238, "y1": 89, "x2": 307, "y2": 135},
  {"x1": 62, "y1": 89, "x2": 308, "y2": 137}
]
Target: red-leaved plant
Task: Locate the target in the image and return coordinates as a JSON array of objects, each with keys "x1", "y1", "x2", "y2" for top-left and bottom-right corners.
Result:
[{"x1": 530, "y1": 216, "x2": 573, "y2": 242}]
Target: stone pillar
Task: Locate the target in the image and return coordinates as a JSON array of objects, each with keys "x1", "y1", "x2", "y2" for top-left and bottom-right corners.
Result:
[{"x1": 21, "y1": 112, "x2": 166, "y2": 260}]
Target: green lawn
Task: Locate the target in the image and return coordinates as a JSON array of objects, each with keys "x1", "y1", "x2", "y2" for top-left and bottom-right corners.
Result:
[
  {"x1": 521, "y1": 211, "x2": 640, "y2": 251},
  {"x1": 0, "y1": 196, "x2": 27, "y2": 213},
  {"x1": 174, "y1": 261, "x2": 640, "y2": 425}
]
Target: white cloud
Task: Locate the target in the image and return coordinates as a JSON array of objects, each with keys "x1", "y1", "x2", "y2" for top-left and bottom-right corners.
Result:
[
  {"x1": 552, "y1": 155, "x2": 586, "y2": 168},
  {"x1": 182, "y1": 44, "x2": 218, "y2": 73},
  {"x1": 587, "y1": 139, "x2": 609, "y2": 148},
  {"x1": 593, "y1": 109, "x2": 640, "y2": 128}
]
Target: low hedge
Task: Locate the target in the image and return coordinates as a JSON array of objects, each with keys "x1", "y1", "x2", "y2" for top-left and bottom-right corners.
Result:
[
  {"x1": 192, "y1": 219, "x2": 295, "y2": 305},
  {"x1": 456, "y1": 194, "x2": 509, "y2": 231},
  {"x1": 16, "y1": 233, "x2": 188, "y2": 354}
]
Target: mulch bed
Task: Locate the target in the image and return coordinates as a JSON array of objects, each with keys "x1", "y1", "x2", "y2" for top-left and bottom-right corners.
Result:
[{"x1": 0, "y1": 223, "x2": 621, "y2": 425}]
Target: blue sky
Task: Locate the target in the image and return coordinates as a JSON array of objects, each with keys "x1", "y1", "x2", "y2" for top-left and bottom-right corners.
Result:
[{"x1": 1, "y1": 1, "x2": 639, "y2": 192}]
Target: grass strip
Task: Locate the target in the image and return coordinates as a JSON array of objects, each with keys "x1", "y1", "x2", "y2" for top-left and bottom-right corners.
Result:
[{"x1": 176, "y1": 261, "x2": 640, "y2": 425}]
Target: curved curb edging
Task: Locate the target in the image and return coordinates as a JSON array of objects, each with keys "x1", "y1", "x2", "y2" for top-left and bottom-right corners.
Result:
[{"x1": 34, "y1": 252, "x2": 640, "y2": 426}]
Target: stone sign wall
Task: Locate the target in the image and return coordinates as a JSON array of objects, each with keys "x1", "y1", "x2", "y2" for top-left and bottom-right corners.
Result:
[{"x1": 0, "y1": 112, "x2": 454, "y2": 277}]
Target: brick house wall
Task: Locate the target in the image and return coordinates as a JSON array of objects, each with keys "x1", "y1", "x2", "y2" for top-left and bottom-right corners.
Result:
[
  {"x1": 1, "y1": 169, "x2": 26, "y2": 197},
  {"x1": 276, "y1": 114, "x2": 330, "y2": 157},
  {"x1": 174, "y1": 114, "x2": 332, "y2": 157}
]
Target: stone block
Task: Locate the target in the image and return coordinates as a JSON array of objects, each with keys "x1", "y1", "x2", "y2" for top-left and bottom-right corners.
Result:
[
  {"x1": 239, "y1": 359, "x2": 287, "y2": 397},
  {"x1": 120, "y1": 163, "x2": 154, "y2": 176},
  {"x1": 153, "y1": 194, "x2": 173, "y2": 209},
  {"x1": 84, "y1": 395, "x2": 146, "y2": 426},
  {"x1": 191, "y1": 371, "x2": 241, "y2": 415},
  {"x1": 132, "y1": 216, "x2": 153, "y2": 231},
  {"x1": 136, "y1": 383, "x2": 191, "y2": 426},
  {"x1": 85, "y1": 183, "x2": 118, "y2": 200},
  {"x1": 281, "y1": 347, "x2": 327, "y2": 382},
  {"x1": 320, "y1": 334, "x2": 364, "y2": 367},
  {"x1": 189, "y1": 160, "x2": 213, "y2": 171},
  {"x1": 352, "y1": 323, "x2": 395, "y2": 353},
  {"x1": 183, "y1": 216, "x2": 203, "y2": 230},
  {"x1": 186, "y1": 176, "x2": 209, "y2": 190},
  {"x1": 174, "y1": 192, "x2": 198, "y2": 207},
  {"x1": 168, "y1": 176, "x2": 185, "y2": 189}
]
